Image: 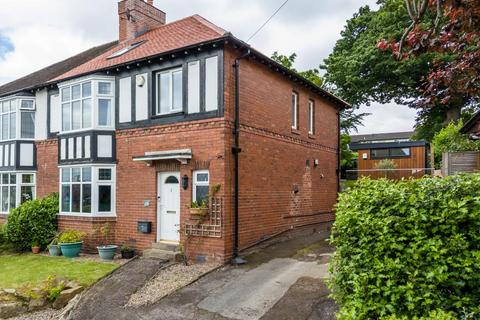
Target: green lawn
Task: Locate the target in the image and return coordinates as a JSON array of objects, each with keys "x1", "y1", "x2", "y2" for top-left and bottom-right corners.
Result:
[{"x1": 0, "y1": 254, "x2": 118, "y2": 289}]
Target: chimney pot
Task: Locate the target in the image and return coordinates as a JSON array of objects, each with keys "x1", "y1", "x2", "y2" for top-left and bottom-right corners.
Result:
[{"x1": 118, "y1": 0, "x2": 166, "y2": 42}]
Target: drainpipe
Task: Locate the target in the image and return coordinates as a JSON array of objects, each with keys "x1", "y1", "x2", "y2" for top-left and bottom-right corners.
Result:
[
  {"x1": 337, "y1": 111, "x2": 341, "y2": 193},
  {"x1": 231, "y1": 49, "x2": 251, "y2": 265}
]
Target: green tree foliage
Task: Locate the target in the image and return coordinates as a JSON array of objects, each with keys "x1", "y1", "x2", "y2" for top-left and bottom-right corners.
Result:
[
  {"x1": 322, "y1": 1, "x2": 434, "y2": 107},
  {"x1": 321, "y1": 0, "x2": 473, "y2": 140},
  {"x1": 5, "y1": 193, "x2": 59, "y2": 250},
  {"x1": 340, "y1": 134, "x2": 356, "y2": 168},
  {"x1": 431, "y1": 121, "x2": 480, "y2": 168},
  {"x1": 330, "y1": 176, "x2": 480, "y2": 319}
]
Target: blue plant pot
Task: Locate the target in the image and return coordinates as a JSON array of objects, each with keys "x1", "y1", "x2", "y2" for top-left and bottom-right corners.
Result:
[
  {"x1": 59, "y1": 242, "x2": 83, "y2": 258},
  {"x1": 48, "y1": 245, "x2": 62, "y2": 256},
  {"x1": 97, "y1": 245, "x2": 118, "y2": 260}
]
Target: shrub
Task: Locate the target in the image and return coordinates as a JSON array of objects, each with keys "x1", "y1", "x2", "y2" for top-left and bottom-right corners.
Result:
[
  {"x1": 0, "y1": 224, "x2": 6, "y2": 243},
  {"x1": 330, "y1": 175, "x2": 480, "y2": 319},
  {"x1": 58, "y1": 230, "x2": 86, "y2": 244},
  {"x1": 5, "y1": 193, "x2": 59, "y2": 250},
  {"x1": 432, "y1": 121, "x2": 480, "y2": 168}
]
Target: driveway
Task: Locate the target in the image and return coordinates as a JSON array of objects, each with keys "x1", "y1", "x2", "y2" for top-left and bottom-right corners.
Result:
[{"x1": 65, "y1": 231, "x2": 336, "y2": 320}]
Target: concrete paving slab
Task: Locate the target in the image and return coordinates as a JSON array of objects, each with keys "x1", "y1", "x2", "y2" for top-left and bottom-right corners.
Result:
[{"x1": 197, "y1": 258, "x2": 329, "y2": 320}]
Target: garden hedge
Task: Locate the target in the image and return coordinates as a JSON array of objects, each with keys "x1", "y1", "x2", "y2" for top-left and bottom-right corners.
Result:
[
  {"x1": 5, "y1": 193, "x2": 58, "y2": 250},
  {"x1": 330, "y1": 175, "x2": 480, "y2": 319}
]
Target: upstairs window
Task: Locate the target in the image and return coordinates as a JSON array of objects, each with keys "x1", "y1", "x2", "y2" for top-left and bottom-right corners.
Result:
[
  {"x1": 0, "y1": 100, "x2": 16, "y2": 141},
  {"x1": 291, "y1": 92, "x2": 299, "y2": 130},
  {"x1": 308, "y1": 99, "x2": 315, "y2": 135},
  {"x1": 61, "y1": 82, "x2": 92, "y2": 131},
  {"x1": 156, "y1": 68, "x2": 183, "y2": 115},
  {"x1": 59, "y1": 78, "x2": 114, "y2": 133}
]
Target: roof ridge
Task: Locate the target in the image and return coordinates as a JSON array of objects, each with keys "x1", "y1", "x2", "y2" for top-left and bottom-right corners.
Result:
[{"x1": 191, "y1": 14, "x2": 227, "y2": 35}]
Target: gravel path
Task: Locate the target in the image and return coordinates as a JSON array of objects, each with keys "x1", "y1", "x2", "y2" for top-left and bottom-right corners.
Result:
[
  {"x1": 10, "y1": 308, "x2": 61, "y2": 320},
  {"x1": 127, "y1": 263, "x2": 220, "y2": 307}
]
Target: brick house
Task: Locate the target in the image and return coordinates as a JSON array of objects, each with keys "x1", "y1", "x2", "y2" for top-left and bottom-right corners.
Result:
[{"x1": 0, "y1": 0, "x2": 347, "y2": 262}]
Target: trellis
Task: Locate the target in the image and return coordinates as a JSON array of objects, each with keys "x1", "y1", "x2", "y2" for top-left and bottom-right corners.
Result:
[{"x1": 185, "y1": 197, "x2": 223, "y2": 238}]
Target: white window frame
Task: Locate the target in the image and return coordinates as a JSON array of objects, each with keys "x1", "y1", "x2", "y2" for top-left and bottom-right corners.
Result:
[
  {"x1": 59, "y1": 164, "x2": 116, "y2": 217},
  {"x1": 0, "y1": 172, "x2": 36, "y2": 214},
  {"x1": 192, "y1": 170, "x2": 209, "y2": 203},
  {"x1": 308, "y1": 99, "x2": 314, "y2": 135},
  {"x1": 58, "y1": 76, "x2": 115, "y2": 134},
  {"x1": 292, "y1": 92, "x2": 299, "y2": 130},
  {"x1": 19, "y1": 99, "x2": 35, "y2": 110},
  {"x1": 156, "y1": 67, "x2": 183, "y2": 115}
]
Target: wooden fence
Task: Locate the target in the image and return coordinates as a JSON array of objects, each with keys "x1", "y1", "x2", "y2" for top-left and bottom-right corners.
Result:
[{"x1": 442, "y1": 151, "x2": 480, "y2": 176}]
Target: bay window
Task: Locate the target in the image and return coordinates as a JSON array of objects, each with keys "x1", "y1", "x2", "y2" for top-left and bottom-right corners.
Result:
[
  {"x1": 0, "y1": 98, "x2": 36, "y2": 141},
  {"x1": 62, "y1": 82, "x2": 92, "y2": 131},
  {"x1": 59, "y1": 77, "x2": 114, "y2": 133},
  {"x1": 60, "y1": 165, "x2": 115, "y2": 216},
  {"x1": 0, "y1": 172, "x2": 36, "y2": 213}
]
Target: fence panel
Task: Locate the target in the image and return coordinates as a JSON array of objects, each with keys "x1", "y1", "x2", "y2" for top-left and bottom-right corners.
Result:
[{"x1": 442, "y1": 151, "x2": 480, "y2": 176}]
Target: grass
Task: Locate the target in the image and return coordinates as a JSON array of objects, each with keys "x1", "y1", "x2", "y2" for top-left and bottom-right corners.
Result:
[{"x1": 0, "y1": 254, "x2": 118, "y2": 289}]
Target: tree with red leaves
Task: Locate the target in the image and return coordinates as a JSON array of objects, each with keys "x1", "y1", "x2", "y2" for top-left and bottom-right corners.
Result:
[{"x1": 378, "y1": 0, "x2": 480, "y2": 122}]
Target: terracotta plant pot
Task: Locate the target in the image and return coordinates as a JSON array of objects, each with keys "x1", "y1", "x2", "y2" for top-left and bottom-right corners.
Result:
[
  {"x1": 31, "y1": 246, "x2": 41, "y2": 254},
  {"x1": 189, "y1": 207, "x2": 208, "y2": 220}
]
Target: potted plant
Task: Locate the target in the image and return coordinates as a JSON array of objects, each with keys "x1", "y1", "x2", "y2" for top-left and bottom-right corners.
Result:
[
  {"x1": 96, "y1": 223, "x2": 117, "y2": 260},
  {"x1": 188, "y1": 200, "x2": 208, "y2": 219},
  {"x1": 58, "y1": 230, "x2": 86, "y2": 258},
  {"x1": 48, "y1": 235, "x2": 61, "y2": 256},
  {"x1": 31, "y1": 241, "x2": 41, "y2": 254},
  {"x1": 120, "y1": 244, "x2": 135, "y2": 259}
]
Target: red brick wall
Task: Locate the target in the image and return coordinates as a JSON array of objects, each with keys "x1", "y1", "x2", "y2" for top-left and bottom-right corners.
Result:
[
  {"x1": 114, "y1": 119, "x2": 229, "y2": 261},
  {"x1": 36, "y1": 140, "x2": 59, "y2": 198},
  {"x1": 222, "y1": 47, "x2": 339, "y2": 258}
]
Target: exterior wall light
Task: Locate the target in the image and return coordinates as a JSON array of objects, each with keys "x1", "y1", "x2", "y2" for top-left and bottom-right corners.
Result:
[{"x1": 182, "y1": 175, "x2": 189, "y2": 190}]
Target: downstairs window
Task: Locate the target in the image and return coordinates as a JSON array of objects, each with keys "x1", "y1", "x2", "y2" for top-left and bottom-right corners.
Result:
[{"x1": 60, "y1": 165, "x2": 115, "y2": 216}]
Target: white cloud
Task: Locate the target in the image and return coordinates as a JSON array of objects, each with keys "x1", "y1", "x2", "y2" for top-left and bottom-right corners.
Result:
[{"x1": 0, "y1": 0, "x2": 415, "y2": 133}]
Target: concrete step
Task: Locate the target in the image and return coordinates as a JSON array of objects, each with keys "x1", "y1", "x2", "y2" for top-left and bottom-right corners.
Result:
[
  {"x1": 143, "y1": 248, "x2": 184, "y2": 262},
  {"x1": 151, "y1": 242, "x2": 180, "y2": 251}
]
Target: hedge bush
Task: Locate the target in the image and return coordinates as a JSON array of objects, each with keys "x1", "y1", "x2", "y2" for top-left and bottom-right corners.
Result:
[
  {"x1": 5, "y1": 193, "x2": 59, "y2": 250},
  {"x1": 330, "y1": 175, "x2": 480, "y2": 319}
]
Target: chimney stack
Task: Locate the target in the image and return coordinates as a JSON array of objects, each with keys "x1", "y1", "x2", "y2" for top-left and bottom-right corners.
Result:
[{"x1": 118, "y1": 0, "x2": 166, "y2": 42}]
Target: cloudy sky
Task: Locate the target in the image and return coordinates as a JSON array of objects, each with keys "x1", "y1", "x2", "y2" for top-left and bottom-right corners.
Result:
[{"x1": 0, "y1": 0, "x2": 417, "y2": 134}]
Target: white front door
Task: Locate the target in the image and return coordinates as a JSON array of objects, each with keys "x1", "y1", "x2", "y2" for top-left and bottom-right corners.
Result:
[{"x1": 157, "y1": 172, "x2": 180, "y2": 242}]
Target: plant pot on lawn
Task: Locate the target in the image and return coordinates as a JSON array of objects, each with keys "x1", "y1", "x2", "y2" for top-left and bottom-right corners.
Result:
[
  {"x1": 96, "y1": 223, "x2": 117, "y2": 261},
  {"x1": 31, "y1": 244, "x2": 41, "y2": 254},
  {"x1": 58, "y1": 230, "x2": 87, "y2": 258},
  {"x1": 48, "y1": 244, "x2": 61, "y2": 256}
]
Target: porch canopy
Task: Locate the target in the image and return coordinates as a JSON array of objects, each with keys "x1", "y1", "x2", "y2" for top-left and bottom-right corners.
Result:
[{"x1": 132, "y1": 148, "x2": 192, "y2": 166}]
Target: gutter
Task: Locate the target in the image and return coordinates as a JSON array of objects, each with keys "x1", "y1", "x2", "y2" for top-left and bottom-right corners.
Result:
[{"x1": 231, "y1": 49, "x2": 251, "y2": 265}]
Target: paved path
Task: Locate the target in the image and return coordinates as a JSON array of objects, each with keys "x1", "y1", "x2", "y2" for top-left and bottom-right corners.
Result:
[
  {"x1": 64, "y1": 232, "x2": 336, "y2": 320},
  {"x1": 62, "y1": 257, "x2": 167, "y2": 320},
  {"x1": 198, "y1": 259, "x2": 328, "y2": 320}
]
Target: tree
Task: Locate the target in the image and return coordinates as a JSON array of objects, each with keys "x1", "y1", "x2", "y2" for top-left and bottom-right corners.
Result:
[
  {"x1": 271, "y1": 51, "x2": 368, "y2": 134},
  {"x1": 322, "y1": 0, "x2": 476, "y2": 140},
  {"x1": 379, "y1": 0, "x2": 480, "y2": 122}
]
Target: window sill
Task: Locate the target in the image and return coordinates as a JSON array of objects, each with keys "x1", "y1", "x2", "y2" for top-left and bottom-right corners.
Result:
[
  {"x1": 308, "y1": 134, "x2": 316, "y2": 139},
  {"x1": 57, "y1": 212, "x2": 117, "y2": 218},
  {"x1": 291, "y1": 128, "x2": 301, "y2": 135},
  {"x1": 151, "y1": 111, "x2": 184, "y2": 119}
]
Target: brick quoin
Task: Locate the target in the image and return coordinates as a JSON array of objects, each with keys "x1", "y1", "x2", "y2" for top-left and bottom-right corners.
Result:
[{"x1": 33, "y1": 45, "x2": 340, "y2": 263}]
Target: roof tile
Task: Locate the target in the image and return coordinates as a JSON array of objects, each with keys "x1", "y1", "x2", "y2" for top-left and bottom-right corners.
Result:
[{"x1": 53, "y1": 15, "x2": 227, "y2": 82}]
